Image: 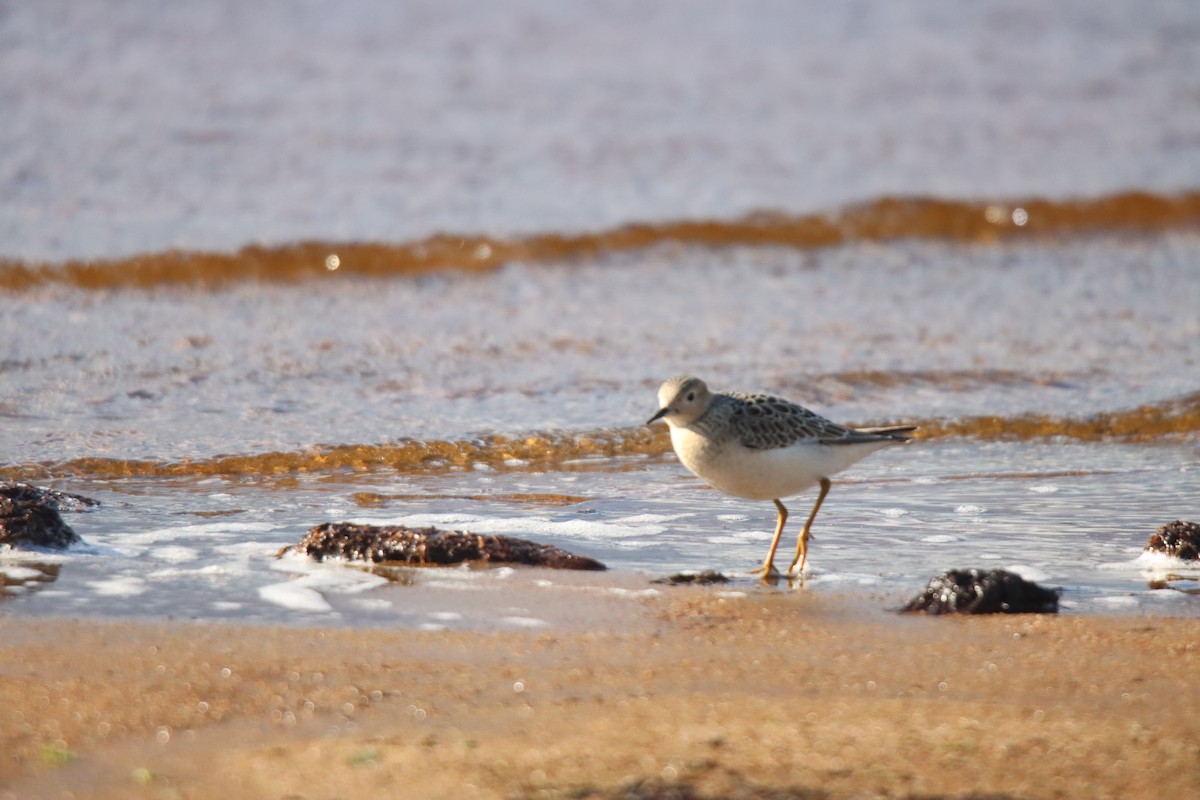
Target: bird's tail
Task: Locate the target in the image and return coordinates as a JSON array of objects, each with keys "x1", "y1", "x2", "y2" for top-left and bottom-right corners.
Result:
[{"x1": 849, "y1": 424, "x2": 918, "y2": 443}]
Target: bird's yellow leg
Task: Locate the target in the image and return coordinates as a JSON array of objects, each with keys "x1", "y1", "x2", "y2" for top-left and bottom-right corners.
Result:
[
  {"x1": 786, "y1": 477, "x2": 831, "y2": 578},
  {"x1": 748, "y1": 499, "x2": 788, "y2": 577}
]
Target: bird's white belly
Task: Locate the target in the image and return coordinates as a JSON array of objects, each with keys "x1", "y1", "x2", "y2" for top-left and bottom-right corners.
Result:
[{"x1": 669, "y1": 426, "x2": 891, "y2": 501}]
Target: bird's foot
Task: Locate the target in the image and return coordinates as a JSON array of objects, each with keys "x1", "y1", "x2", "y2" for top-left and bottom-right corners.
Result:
[{"x1": 748, "y1": 562, "x2": 782, "y2": 581}]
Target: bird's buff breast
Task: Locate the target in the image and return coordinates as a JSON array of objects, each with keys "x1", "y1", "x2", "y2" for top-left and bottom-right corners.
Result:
[{"x1": 668, "y1": 425, "x2": 825, "y2": 501}]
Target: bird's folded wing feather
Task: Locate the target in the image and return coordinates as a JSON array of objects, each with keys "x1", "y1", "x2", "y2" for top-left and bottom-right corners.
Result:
[{"x1": 727, "y1": 393, "x2": 853, "y2": 450}]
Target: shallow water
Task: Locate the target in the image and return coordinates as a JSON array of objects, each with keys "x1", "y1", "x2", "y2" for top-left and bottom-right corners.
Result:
[
  {"x1": 5, "y1": 235, "x2": 1199, "y2": 465},
  {"x1": 2, "y1": 439, "x2": 1199, "y2": 626},
  {"x1": 2, "y1": 1, "x2": 1200, "y2": 625}
]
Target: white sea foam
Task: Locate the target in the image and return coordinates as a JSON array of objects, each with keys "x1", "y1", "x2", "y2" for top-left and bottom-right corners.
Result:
[
  {"x1": 707, "y1": 535, "x2": 754, "y2": 545},
  {"x1": 422, "y1": 579, "x2": 487, "y2": 592},
  {"x1": 804, "y1": 572, "x2": 883, "y2": 587},
  {"x1": 500, "y1": 616, "x2": 549, "y2": 629},
  {"x1": 1134, "y1": 550, "x2": 1200, "y2": 571},
  {"x1": 146, "y1": 567, "x2": 189, "y2": 579},
  {"x1": 150, "y1": 545, "x2": 200, "y2": 564},
  {"x1": 223, "y1": 541, "x2": 293, "y2": 561},
  {"x1": 128, "y1": 521, "x2": 283, "y2": 542},
  {"x1": 1097, "y1": 558, "x2": 1144, "y2": 572},
  {"x1": 258, "y1": 582, "x2": 333, "y2": 613},
  {"x1": 1005, "y1": 564, "x2": 1052, "y2": 583},
  {"x1": 256, "y1": 555, "x2": 392, "y2": 613},
  {"x1": 1091, "y1": 595, "x2": 1139, "y2": 608},
  {"x1": 349, "y1": 513, "x2": 666, "y2": 542},
  {"x1": 598, "y1": 587, "x2": 661, "y2": 599},
  {"x1": 0, "y1": 548, "x2": 68, "y2": 563},
  {"x1": 353, "y1": 598, "x2": 394, "y2": 611},
  {"x1": 612, "y1": 513, "x2": 691, "y2": 525},
  {"x1": 0, "y1": 565, "x2": 44, "y2": 580},
  {"x1": 88, "y1": 576, "x2": 149, "y2": 597}
]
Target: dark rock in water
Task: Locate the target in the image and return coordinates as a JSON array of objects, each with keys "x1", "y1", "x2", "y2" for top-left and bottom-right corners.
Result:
[
  {"x1": 281, "y1": 522, "x2": 606, "y2": 571},
  {"x1": 1145, "y1": 520, "x2": 1200, "y2": 561},
  {"x1": 899, "y1": 569, "x2": 1060, "y2": 615},
  {"x1": 652, "y1": 570, "x2": 731, "y2": 585},
  {"x1": 0, "y1": 483, "x2": 97, "y2": 549},
  {"x1": 2, "y1": 483, "x2": 99, "y2": 513}
]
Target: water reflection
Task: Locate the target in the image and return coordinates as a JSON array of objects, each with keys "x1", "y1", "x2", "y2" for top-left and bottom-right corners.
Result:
[
  {"x1": 0, "y1": 562, "x2": 62, "y2": 599},
  {"x1": 1147, "y1": 575, "x2": 1200, "y2": 596}
]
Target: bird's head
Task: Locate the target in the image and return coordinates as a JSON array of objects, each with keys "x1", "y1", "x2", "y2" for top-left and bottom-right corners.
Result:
[{"x1": 647, "y1": 375, "x2": 712, "y2": 427}]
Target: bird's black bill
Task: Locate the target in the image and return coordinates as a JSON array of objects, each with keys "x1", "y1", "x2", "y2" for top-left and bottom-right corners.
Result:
[{"x1": 646, "y1": 407, "x2": 670, "y2": 425}]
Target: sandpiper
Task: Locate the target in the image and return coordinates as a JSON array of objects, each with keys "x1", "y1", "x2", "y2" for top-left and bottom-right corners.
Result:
[{"x1": 648, "y1": 375, "x2": 915, "y2": 578}]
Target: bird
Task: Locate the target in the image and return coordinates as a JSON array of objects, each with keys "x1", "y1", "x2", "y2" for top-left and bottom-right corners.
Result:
[{"x1": 647, "y1": 375, "x2": 915, "y2": 578}]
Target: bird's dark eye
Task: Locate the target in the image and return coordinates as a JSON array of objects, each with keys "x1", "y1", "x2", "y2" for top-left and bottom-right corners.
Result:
[{"x1": 686, "y1": 392, "x2": 695, "y2": 402}]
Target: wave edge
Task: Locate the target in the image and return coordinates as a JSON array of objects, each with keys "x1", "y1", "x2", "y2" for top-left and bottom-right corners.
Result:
[
  {"x1": 3, "y1": 190, "x2": 1198, "y2": 291},
  {"x1": 3, "y1": 392, "x2": 1196, "y2": 482}
]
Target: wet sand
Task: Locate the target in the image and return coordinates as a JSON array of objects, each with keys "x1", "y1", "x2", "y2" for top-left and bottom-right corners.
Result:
[{"x1": 3, "y1": 587, "x2": 1198, "y2": 799}]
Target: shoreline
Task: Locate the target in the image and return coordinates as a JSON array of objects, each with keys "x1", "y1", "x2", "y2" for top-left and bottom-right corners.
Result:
[{"x1": 3, "y1": 589, "x2": 1197, "y2": 799}]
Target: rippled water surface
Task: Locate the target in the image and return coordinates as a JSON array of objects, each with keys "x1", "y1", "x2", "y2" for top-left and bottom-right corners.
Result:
[
  {"x1": 3, "y1": 439, "x2": 1198, "y2": 626},
  {"x1": 2, "y1": 1, "x2": 1199, "y2": 625},
  {"x1": 5, "y1": 1, "x2": 1200, "y2": 261}
]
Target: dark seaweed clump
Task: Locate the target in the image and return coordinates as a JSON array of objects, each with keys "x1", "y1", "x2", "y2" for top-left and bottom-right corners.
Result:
[
  {"x1": 899, "y1": 568, "x2": 1060, "y2": 615},
  {"x1": 1, "y1": 483, "x2": 98, "y2": 549},
  {"x1": 281, "y1": 521, "x2": 606, "y2": 571},
  {"x1": 1145, "y1": 520, "x2": 1200, "y2": 561}
]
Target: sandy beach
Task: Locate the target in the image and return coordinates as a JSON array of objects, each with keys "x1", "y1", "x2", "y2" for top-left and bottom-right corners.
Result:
[{"x1": 3, "y1": 585, "x2": 1197, "y2": 800}]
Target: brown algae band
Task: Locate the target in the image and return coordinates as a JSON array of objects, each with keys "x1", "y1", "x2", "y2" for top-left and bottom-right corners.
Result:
[
  {"x1": 2, "y1": 190, "x2": 1199, "y2": 291},
  {"x1": 3, "y1": 391, "x2": 1198, "y2": 482}
]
